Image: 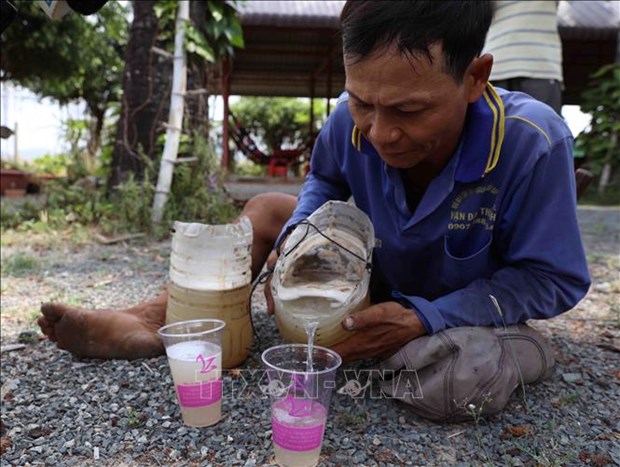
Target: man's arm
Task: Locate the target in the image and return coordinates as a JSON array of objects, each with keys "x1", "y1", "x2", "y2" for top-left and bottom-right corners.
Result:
[{"x1": 333, "y1": 135, "x2": 591, "y2": 362}]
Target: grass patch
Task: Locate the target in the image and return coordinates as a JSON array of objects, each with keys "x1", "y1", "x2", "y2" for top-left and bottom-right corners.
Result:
[{"x1": 1, "y1": 252, "x2": 41, "y2": 277}]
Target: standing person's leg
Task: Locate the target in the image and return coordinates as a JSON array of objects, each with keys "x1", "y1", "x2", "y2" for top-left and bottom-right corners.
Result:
[
  {"x1": 519, "y1": 78, "x2": 562, "y2": 115},
  {"x1": 378, "y1": 324, "x2": 555, "y2": 422},
  {"x1": 491, "y1": 78, "x2": 562, "y2": 115},
  {"x1": 37, "y1": 193, "x2": 297, "y2": 359}
]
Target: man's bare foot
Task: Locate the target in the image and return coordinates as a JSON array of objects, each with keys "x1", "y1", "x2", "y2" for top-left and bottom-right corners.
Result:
[{"x1": 37, "y1": 296, "x2": 167, "y2": 359}]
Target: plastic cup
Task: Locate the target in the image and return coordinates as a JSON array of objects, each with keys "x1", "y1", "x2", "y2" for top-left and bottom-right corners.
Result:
[
  {"x1": 261, "y1": 344, "x2": 342, "y2": 467},
  {"x1": 158, "y1": 319, "x2": 226, "y2": 427}
]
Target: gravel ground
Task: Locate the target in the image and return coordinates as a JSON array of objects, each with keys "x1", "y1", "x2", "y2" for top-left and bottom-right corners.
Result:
[{"x1": 1, "y1": 206, "x2": 619, "y2": 466}]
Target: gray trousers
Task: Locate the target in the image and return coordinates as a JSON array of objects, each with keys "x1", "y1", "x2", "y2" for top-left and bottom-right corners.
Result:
[
  {"x1": 492, "y1": 78, "x2": 562, "y2": 115},
  {"x1": 378, "y1": 324, "x2": 555, "y2": 422}
]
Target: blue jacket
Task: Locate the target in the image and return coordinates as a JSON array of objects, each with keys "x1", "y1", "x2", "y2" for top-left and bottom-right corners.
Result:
[{"x1": 279, "y1": 85, "x2": 591, "y2": 334}]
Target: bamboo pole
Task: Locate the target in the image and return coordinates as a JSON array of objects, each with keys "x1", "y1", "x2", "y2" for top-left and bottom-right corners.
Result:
[{"x1": 151, "y1": 1, "x2": 189, "y2": 224}]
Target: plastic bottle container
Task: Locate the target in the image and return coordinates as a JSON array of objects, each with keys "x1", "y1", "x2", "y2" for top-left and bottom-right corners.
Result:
[
  {"x1": 166, "y1": 217, "x2": 253, "y2": 368},
  {"x1": 270, "y1": 201, "x2": 375, "y2": 347}
]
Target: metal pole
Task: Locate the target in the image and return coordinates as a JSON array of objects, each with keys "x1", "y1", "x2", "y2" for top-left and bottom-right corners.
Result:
[{"x1": 222, "y1": 58, "x2": 231, "y2": 172}]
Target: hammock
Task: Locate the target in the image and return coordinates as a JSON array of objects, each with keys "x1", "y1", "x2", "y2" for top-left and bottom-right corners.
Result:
[
  {"x1": 228, "y1": 111, "x2": 313, "y2": 167},
  {"x1": 228, "y1": 111, "x2": 270, "y2": 165}
]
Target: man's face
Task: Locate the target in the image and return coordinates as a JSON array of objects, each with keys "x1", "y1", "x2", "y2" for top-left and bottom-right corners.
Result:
[{"x1": 345, "y1": 44, "x2": 474, "y2": 173}]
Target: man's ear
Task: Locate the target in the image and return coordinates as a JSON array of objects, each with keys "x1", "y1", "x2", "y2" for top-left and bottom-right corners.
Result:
[{"x1": 465, "y1": 53, "x2": 493, "y2": 103}]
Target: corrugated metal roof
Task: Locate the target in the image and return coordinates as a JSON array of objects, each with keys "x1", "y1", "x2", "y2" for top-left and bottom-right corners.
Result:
[
  {"x1": 225, "y1": 0, "x2": 619, "y2": 104},
  {"x1": 238, "y1": 0, "x2": 345, "y2": 28},
  {"x1": 238, "y1": 1, "x2": 620, "y2": 35},
  {"x1": 558, "y1": 0, "x2": 620, "y2": 39},
  {"x1": 559, "y1": 0, "x2": 620, "y2": 30}
]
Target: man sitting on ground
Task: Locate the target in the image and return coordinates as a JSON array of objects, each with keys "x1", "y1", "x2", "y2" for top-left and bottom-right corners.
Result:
[{"x1": 38, "y1": 0, "x2": 590, "y2": 421}]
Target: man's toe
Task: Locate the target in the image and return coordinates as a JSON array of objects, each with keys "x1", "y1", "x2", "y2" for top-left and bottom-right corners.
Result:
[
  {"x1": 36, "y1": 316, "x2": 56, "y2": 340},
  {"x1": 40, "y1": 303, "x2": 67, "y2": 321}
]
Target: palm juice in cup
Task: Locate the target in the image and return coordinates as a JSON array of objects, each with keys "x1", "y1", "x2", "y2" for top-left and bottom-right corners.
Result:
[
  {"x1": 158, "y1": 319, "x2": 225, "y2": 427},
  {"x1": 271, "y1": 398, "x2": 328, "y2": 467},
  {"x1": 166, "y1": 340, "x2": 222, "y2": 426},
  {"x1": 262, "y1": 344, "x2": 341, "y2": 467}
]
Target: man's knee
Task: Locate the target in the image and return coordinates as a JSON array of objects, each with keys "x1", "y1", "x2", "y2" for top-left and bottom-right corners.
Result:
[
  {"x1": 242, "y1": 192, "x2": 297, "y2": 242},
  {"x1": 378, "y1": 324, "x2": 555, "y2": 422}
]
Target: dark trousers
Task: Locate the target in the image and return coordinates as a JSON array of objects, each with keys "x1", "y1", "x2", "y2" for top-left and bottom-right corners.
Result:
[{"x1": 492, "y1": 78, "x2": 562, "y2": 114}]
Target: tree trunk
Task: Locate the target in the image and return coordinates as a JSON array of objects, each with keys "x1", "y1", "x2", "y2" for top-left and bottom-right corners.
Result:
[
  {"x1": 85, "y1": 108, "x2": 104, "y2": 172},
  {"x1": 107, "y1": 0, "x2": 212, "y2": 192},
  {"x1": 598, "y1": 131, "x2": 618, "y2": 195},
  {"x1": 107, "y1": 0, "x2": 171, "y2": 190},
  {"x1": 185, "y1": 1, "x2": 210, "y2": 141}
]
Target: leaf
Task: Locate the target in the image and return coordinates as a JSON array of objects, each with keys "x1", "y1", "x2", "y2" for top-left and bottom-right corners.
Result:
[
  {"x1": 226, "y1": 19, "x2": 245, "y2": 48},
  {"x1": 502, "y1": 424, "x2": 532, "y2": 438}
]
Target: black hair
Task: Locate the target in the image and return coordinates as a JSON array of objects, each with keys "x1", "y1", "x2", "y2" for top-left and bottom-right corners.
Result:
[{"x1": 340, "y1": 0, "x2": 494, "y2": 82}]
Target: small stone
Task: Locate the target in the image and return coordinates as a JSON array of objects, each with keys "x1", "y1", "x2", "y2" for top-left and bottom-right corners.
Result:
[
  {"x1": 353, "y1": 451, "x2": 367, "y2": 463},
  {"x1": 33, "y1": 437, "x2": 47, "y2": 446},
  {"x1": 562, "y1": 373, "x2": 582, "y2": 383},
  {"x1": 372, "y1": 436, "x2": 381, "y2": 446},
  {"x1": 330, "y1": 453, "x2": 350, "y2": 464}
]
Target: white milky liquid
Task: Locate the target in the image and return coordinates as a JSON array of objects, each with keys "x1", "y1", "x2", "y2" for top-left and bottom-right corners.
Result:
[
  {"x1": 305, "y1": 321, "x2": 319, "y2": 374},
  {"x1": 166, "y1": 340, "x2": 222, "y2": 427},
  {"x1": 272, "y1": 400, "x2": 327, "y2": 467},
  {"x1": 276, "y1": 230, "x2": 366, "y2": 325}
]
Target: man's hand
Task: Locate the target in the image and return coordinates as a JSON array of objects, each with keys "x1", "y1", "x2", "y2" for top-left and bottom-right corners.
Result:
[{"x1": 331, "y1": 301, "x2": 426, "y2": 363}]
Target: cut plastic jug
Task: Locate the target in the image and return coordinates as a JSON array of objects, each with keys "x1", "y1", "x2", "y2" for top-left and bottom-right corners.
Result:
[
  {"x1": 271, "y1": 201, "x2": 375, "y2": 347},
  {"x1": 166, "y1": 217, "x2": 253, "y2": 368},
  {"x1": 166, "y1": 282, "x2": 253, "y2": 369},
  {"x1": 169, "y1": 217, "x2": 253, "y2": 291}
]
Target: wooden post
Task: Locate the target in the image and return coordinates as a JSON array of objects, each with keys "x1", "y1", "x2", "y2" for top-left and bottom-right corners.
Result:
[
  {"x1": 326, "y1": 49, "x2": 333, "y2": 116},
  {"x1": 151, "y1": 1, "x2": 189, "y2": 224},
  {"x1": 309, "y1": 75, "x2": 315, "y2": 139}
]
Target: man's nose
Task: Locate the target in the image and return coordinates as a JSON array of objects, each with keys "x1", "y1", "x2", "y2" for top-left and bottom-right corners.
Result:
[{"x1": 367, "y1": 113, "x2": 400, "y2": 145}]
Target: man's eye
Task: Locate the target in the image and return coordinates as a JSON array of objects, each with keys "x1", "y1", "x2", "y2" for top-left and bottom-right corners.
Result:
[
  {"x1": 397, "y1": 108, "x2": 422, "y2": 115},
  {"x1": 354, "y1": 101, "x2": 372, "y2": 110}
]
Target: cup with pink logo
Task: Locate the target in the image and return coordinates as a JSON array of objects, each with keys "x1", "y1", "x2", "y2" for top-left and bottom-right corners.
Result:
[
  {"x1": 158, "y1": 319, "x2": 226, "y2": 427},
  {"x1": 262, "y1": 344, "x2": 342, "y2": 467}
]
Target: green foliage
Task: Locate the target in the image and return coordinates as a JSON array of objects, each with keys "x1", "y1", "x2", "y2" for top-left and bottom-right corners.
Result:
[
  {"x1": 163, "y1": 135, "x2": 239, "y2": 226},
  {"x1": 100, "y1": 174, "x2": 156, "y2": 235},
  {"x1": 235, "y1": 160, "x2": 267, "y2": 177},
  {"x1": 99, "y1": 135, "x2": 239, "y2": 235},
  {"x1": 0, "y1": 0, "x2": 129, "y2": 116},
  {"x1": 576, "y1": 63, "x2": 620, "y2": 197},
  {"x1": 29, "y1": 154, "x2": 73, "y2": 176},
  {"x1": 230, "y1": 97, "x2": 327, "y2": 153},
  {"x1": 155, "y1": 0, "x2": 244, "y2": 62},
  {"x1": 1, "y1": 137, "x2": 238, "y2": 237},
  {"x1": 1, "y1": 252, "x2": 40, "y2": 277},
  {"x1": 0, "y1": 199, "x2": 44, "y2": 231}
]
